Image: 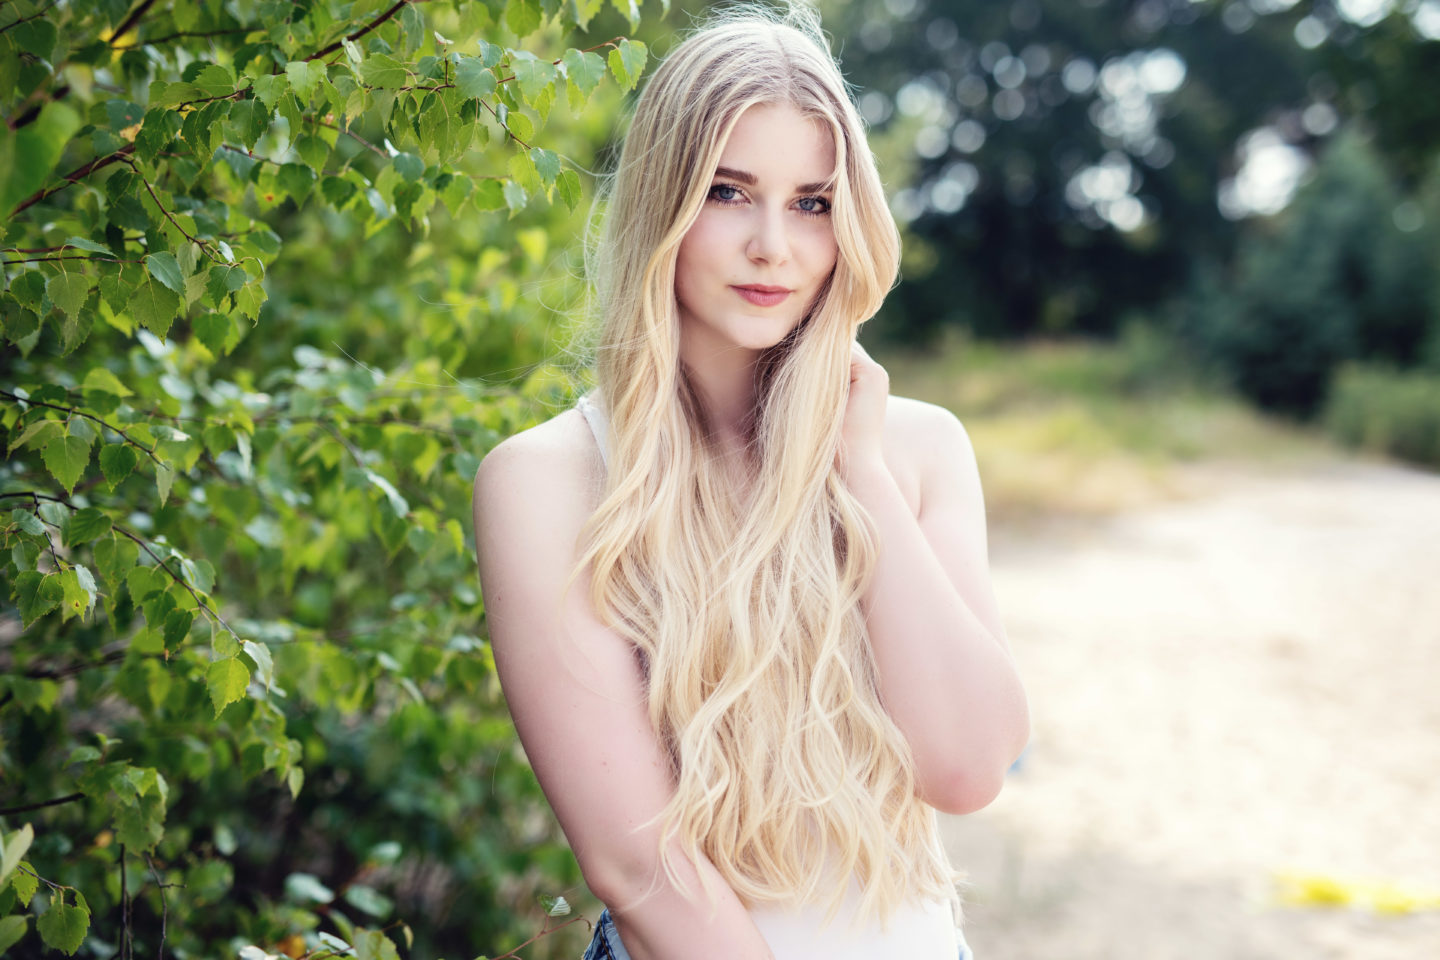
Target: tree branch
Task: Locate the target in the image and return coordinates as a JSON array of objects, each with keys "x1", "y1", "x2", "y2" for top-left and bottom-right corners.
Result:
[
  {"x1": 10, "y1": 144, "x2": 136, "y2": 217},
  {"x1": 306, "y1": 0, "x2": 411, "y2": 62},
  {"x1": 8, "y1": 84, "x2": 70, "y2": 132},
  {"x1": 2, "y1": 254, "x2": 142, "y2": 265},
  {"x1": 142, "y1": 851, "x2": 177, "y2": 960},
  {"x1": 108, "y1": 0, "x2": 158, "y2": 47},
  {"x1": 122, "y1": 156, "x2": 226, "y2": 264},
  {"x1": 0, "y1": 792, "x2": 84, "y2": 815},
  {"x1": 0, "y1": 492, "x2": 239, "y2": 642},
  {"x1": 478, "y1": 97, "x2": 532, "y2": 150},
  {"x1": 23, "y1": 648, "x2": 130, "y2": 680},
  {"x1": 116, "y1": 844, "x2": 132, "y2": 960},
  {"x1": 111, "y1": 26, "x2": 248, "y2": 50},
  {"x1": 315, "y1": 119, "x2": 389, "y2": 158},
  {"x1": 0, "y1": 389, "x2": 163, "y2": 466},
  {"x1": 491, "y1": 913, "x2": 591, "y2": 959},
  {"x1": 2, "y1": 237, "x2": 141, "y2": 253},
  {"x1": 111, "y1": 524, "x2": 238, "y2": 642},
  {"x1": 0, "y1": 0, "x2": 56, "y2": 37}
]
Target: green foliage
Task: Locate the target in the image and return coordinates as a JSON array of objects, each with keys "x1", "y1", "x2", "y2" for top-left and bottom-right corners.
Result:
[
  {"x1": 1324, "y1": 363, "x2": 1440, "y2": 467},
  {"x1": 1, "y1": 0, "x2": 656, "y2": 958}
]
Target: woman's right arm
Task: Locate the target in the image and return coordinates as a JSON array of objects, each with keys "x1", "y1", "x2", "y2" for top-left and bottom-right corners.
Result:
[{"x1": 472, "y1": 431, "x2": 776, "y2": 960}]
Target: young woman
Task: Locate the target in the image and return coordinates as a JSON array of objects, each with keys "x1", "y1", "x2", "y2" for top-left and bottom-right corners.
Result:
[{"x1": 471, "y1": 5, "x2": 1029, "y2": 958}]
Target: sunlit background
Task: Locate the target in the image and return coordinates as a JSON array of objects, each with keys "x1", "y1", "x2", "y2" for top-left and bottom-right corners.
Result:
[{"x1": 788, "y1": 1, "x2": 1440, "y2": 956}]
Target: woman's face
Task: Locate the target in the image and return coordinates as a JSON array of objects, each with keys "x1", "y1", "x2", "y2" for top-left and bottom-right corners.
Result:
[{"x1": 674, "y1": 102, "x2": 840, "y2": 361}]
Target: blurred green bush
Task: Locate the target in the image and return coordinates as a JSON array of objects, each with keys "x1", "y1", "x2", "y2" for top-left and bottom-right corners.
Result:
[
  {"x1": 1325, "y1": 364, "x2": 1440, "y2": 468},
  {"x1": 1180, "y1": 127, "x2": 1440, "y2": 421}
]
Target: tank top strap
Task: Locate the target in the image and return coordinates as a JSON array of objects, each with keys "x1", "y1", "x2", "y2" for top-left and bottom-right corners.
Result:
[{"x1": 575, "y1": 390, "x2": 609, "y2": 471}]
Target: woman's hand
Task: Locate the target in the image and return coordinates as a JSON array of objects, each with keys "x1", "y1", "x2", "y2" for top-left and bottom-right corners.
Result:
[{"x1": 840, "y1": 339, "x2": 891, "y2": 481}]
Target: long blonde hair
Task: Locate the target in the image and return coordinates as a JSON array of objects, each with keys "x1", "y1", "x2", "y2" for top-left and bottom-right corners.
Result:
[{"x1": 565, "y1": 0, "x2": 963, "y2": 929}]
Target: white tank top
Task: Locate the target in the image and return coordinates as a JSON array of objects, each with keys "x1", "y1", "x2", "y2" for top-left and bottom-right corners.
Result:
[{"x1": 573, "y1": 391, "x2": 964, "y2": 959}]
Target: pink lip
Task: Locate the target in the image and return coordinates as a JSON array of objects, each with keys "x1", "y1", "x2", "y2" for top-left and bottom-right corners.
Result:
[{"x1": 732, "y1": 284, "x2": 792, "y2": 306}]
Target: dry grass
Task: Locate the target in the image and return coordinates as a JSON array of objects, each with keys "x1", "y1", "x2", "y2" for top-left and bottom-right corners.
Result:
[{"x1": 876, "y1": 330, "x2": 1341, "y2": 521}]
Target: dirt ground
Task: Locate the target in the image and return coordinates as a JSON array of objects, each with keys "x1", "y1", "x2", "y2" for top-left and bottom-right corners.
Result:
[{"x1": 942, "y1": 455, "x2": 1440, "y2": 959}]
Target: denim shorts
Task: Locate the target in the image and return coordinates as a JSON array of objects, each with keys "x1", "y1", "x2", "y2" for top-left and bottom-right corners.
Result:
[{"x1": 581, "y1": 907, "x2": 976, "y2": 960}]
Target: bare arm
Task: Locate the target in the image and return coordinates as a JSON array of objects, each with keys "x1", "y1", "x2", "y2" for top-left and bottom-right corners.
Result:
[
  {"x1": 472, "y1": 431, "x2": 776, "y2": 960},
  {"x1": 848, "y1": 402, "x2": 1030, "y2": 815}
]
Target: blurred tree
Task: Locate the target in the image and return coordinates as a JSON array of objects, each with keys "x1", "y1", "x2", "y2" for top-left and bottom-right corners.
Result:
[
  {"x1": 819, "y1": 0, "x2": 1439, "y2": 347},
  {"x1": 1312, "y1": 6, "x2": 1440, "y2": 190},
  {"x1": 1180, "y1": 124, "x2": 1437, "y2": 417}
]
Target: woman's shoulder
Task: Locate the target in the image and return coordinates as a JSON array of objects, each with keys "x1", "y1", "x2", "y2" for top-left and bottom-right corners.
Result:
[
  {"x1": 884, "y1": 393, "x2": 970, "y2": 459},
  {"x1": 472, "y1": 404, "x2": 606, "y2": 521},
  {"x1": 884, "y1": 393, "x2": 962, "y2": 431},
  {"x1": 882, "y1": 394, "x2": 972, "y2": 517}
]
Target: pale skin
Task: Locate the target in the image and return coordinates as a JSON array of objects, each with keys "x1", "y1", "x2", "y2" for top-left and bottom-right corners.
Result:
[{"x1": 472, "y1": 102, "x2": 1029, "y2": 960}]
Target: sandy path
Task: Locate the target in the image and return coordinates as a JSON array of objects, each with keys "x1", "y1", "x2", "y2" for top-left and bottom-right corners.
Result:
[{"x1": 942, "y1": 457, "x2": 1440, "y2": 959}]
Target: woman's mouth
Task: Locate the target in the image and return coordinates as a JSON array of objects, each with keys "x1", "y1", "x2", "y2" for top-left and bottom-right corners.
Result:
[{"x1": 732, "y1": 285, "x2": 792, "y2": 307}]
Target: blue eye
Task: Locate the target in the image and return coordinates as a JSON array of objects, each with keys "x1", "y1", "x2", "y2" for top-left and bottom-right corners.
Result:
[
  {"x1": 797, "y1": 196, "x2": 832, "y2": 217},
  {"x1": 710, "y1": 184, "x2": 743, "y2": 203}
]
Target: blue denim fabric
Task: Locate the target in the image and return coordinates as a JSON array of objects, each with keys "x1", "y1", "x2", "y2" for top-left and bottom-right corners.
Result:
[{"x1": 580, "y1": 908, "x2": 976, "y2": 959}]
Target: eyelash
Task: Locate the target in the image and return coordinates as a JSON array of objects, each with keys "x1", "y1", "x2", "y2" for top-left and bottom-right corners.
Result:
[{"x1": 708, "y1": 183, "x2": 832, "y2": 218}]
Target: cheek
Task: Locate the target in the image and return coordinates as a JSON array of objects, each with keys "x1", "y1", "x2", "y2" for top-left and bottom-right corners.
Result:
[
  {"x1": 806, "y1": 227, "x2": 839, "y2": 277},
  {"x1": 673, "y1": 242, "x2": 702, "y2": 303},
  {"x1": 675, "y1": 216, "x2": 727, "y2": 293},
  {"x1": 679, "y1": 214, "x2": 730, "y2": 259}
]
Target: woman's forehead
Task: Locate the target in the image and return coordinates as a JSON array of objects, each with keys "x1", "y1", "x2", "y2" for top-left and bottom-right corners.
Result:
[{"x1": 714, "y1": 103, "x2": 838, "y2": 187}]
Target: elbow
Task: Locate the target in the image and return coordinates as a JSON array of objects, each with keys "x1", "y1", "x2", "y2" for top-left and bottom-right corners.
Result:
[
  {"x1": 923, "y1": 709, "x2": 1031, "y2": 816},
  {"x1": 577, "y1": 842, "x2": 665, "y2": 911},
  {"x1": 921, "y1": 762, "x2": 1007, "y2": 816}
]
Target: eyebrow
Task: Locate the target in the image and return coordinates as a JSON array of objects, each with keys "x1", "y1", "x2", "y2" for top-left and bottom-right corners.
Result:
[{"x1": 713, "y1": 166, "x2": 835, "y2": 194}]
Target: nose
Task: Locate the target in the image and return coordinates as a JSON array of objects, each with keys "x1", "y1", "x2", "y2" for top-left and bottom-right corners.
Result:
[{"x1": 745, "y1": 204, "x2": 791, "y2": 265}]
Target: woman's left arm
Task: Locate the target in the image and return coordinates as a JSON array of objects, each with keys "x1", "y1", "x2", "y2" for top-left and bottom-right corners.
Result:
[{"x1": 841, "y1": 344, "x2": 1030, "y2": 816}]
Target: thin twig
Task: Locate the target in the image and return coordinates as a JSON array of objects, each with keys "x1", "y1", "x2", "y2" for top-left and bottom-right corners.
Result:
[
  {"x1": 0, "y1": 792, "x2": 84, "y2": 815},
  {"x1": 8, "y1": 84, "x2": 70, "y2": 132},
  {"x1": 1, "y1": 237, "x2": 141, "y2": 253},
  {"x1": 317, "y1": 423, "x2": 367, "y2": 468},
  {"x1": 10, "y1": 145, "x2": 136, "y2": 216},
  {"x1": 23, "y1": 649, "x2": 130, "y2": 680},
  {"x1": 23, "y1": 491, "x2": 64, "y2": 570},
  {"x1": 113, "y1": 526, "x2": 235, "y2": 640},
  {"x1": 0, "y1": 492, "x2": 238, "y2": 641},
  {"x1": 119, "y1": 843, "x2": 131, "y2": 960},
  {"x1": 314, "y1": 119, "x2": 388, "y2": 158},
  {"x1": 108, "y1": 0, "x2": 158, "y2": 47},
  {"x1": 0, "y1": 0, "x2": 56, "y2": 37},
  {"x1": 0, "y1": 389, "x2": 163, "y2": 465},
  {"x1": 2, "y1": 254, "x2": 141, "y2": 265},
  {"x1": 142, "y1": 851, "x2": 177, "y2": 960},
  {"x1": 167, "y1": 90, "x2": 245, "y2": 112},
  {"x1": 218, "y1": 142, "x2": 344, "y2": 178},
  {"x1": 477, "y1": 98, "x2": 531, "y2": 150},
  {"x1": 121, "y1": 156, "x2": 226, "y2": 264},
  {"x1": 14, "y1": 863, "x2": 67, "y2": 893},
  {"x1": 306, "y1": 0, "x2": 412, "y2": 62},
  {"x1": 491, "y1": 913, "x2": 591, "y2": 959},
  {"x1": 111, "y1": 27, "x2": 248, "y2": 49}
]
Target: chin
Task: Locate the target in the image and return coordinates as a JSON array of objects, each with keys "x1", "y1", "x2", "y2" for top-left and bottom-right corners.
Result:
[
  {"x1": 739, "y1": 318, "x2": 805, "y2": 348},
  {"x1": 737, "y1": 331, "x2": 797, "y2": 353}
]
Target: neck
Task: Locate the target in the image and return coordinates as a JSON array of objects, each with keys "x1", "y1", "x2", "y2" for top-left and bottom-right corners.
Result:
[{"x1": 680, "y1": 339, "x2": 763, "y2": 457}]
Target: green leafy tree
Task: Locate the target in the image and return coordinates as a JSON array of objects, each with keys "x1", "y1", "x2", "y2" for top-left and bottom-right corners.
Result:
[{"x1": 1, "y1": 0, "x2": 658, "y2": 957}]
